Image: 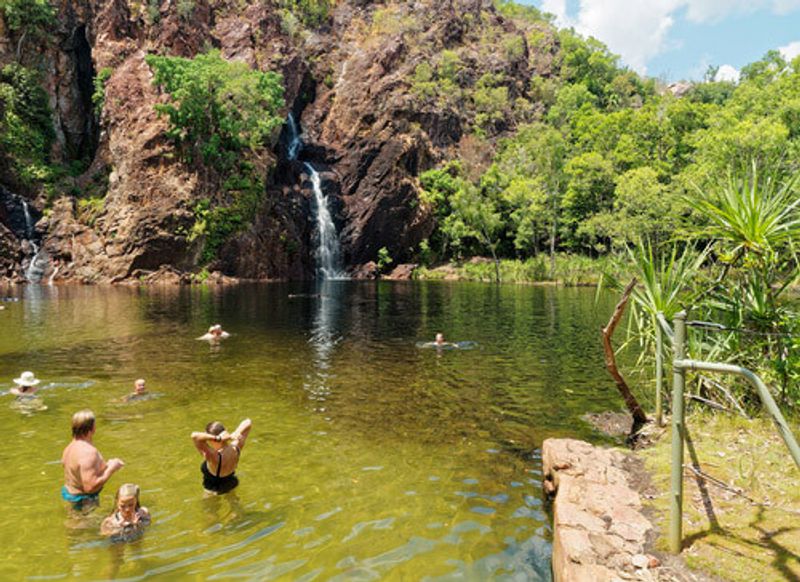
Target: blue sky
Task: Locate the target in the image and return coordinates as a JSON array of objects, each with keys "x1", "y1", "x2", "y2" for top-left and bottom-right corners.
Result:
[{"x1": 519, "y1": 0, "x2": 800, "y2": 82}]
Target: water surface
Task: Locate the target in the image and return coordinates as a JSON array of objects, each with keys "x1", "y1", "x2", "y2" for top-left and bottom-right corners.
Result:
[{"x1": 0, "y1": 282, "x2": 628, "y2": 580}]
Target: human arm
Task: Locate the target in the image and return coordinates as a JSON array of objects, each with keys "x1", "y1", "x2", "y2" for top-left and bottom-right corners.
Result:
[
  {"x1": 9, "y1": 387, "x2": 20, "y2": 396},
  {"x1": 100, "y1": 515, "x2": 120, "y2": 536},
  {"x1": 191, "y1": 431, "x2": 229, "y2": 456},
  {"x1": 231, "y1": 418, "x2": 252, "y2": 451},
  {"x1": 80, "y1": 454, "x2": 124, "y2": 494},
  {"x1": 136, "y1": 507, "x2": 151, "y2": 526}
]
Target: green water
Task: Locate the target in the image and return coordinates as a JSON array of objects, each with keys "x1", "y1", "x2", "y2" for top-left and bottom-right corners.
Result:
[{"x1": 0, "y1": 282, "x2": 626, "y2": 580}]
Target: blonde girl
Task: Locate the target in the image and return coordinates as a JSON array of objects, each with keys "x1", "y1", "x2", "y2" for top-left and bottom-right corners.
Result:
[{"x1": 101, "y1": 483, "x2": 151, "y2": 540}]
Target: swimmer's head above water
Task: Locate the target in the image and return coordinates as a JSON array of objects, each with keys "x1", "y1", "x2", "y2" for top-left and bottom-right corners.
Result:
[
  {"x1": 134, "y1": 379, "x2": 146, "y2": 395},
  {"x1": 205, "y1": 420, "x2": 230, "y2": 450},
  {"x1": 435, "y1": 333, "x2": 445, "y2": 345},
  {"x1": 115, "y1": 483, "x2": 142, "y2": 519}
]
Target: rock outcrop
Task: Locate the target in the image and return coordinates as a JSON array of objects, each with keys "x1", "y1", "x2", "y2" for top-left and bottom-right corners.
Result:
[
  {"x1": 543, "y1": 438, "x2": 660, "y2": 582},
  {"x1": 0, "y1": 0, "x2": 544, "y2": 282}
]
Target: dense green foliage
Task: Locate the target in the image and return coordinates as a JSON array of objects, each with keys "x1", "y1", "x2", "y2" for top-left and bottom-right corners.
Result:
[
  {"x1": 277, "y1": 0, "x2": 331, "y2": 28},
  {"x1": 419, "y1": 6, "x2": 800, "y2": 266},
  {"x1": 0, "y1": 0, "x2": 54, "y2": 49},
  {"x1": 415, "y1": 2, "x2": 800, "y2": 410},
  {"x1": 147, "y1": 51, "x2": 285, "y2": 263},
  {"x1": 91, "y1": 67, "x2": 112, "y2": 116},
  {"x1": 147, "y1": 51, "x2": 284, "y2": 171},
  {"x1": 0, "y1": 63, "x2": 54, "y2": 184}
]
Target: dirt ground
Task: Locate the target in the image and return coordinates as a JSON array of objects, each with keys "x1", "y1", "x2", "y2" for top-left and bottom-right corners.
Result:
[{"x1": 586, "y1": 411, "x2": 800, "y2": 581}]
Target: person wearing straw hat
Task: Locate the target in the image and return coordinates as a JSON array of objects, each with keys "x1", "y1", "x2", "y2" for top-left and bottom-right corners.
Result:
[
  {"x1": 197, "y1": 324, "x2": 230, "y2": 342},
  {"x1": 10, "y1": 371, "x2": 41, "y2": 397}
]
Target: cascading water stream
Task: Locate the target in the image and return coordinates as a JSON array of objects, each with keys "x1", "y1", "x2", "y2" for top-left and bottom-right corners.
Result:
[
  {"x1": 21, "y1": 199, "x2": 45, "y2": 283},
  {"x1": 286, "y1": 114, "x2": 347, "y2": 281}
]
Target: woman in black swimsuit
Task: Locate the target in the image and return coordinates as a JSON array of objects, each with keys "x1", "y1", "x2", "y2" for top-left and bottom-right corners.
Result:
[{"x1": 191, "y1": 418, "x2": 252, "y2": 494}]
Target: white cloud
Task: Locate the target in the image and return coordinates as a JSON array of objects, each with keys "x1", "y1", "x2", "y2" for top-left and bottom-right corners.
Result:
[
  {"x1": 572, "y1": 0, "x2": 681, "y2": 74},
  {"x1": 546, "y1": 0, "x2": 800, "y2": 75},
  {"x1": 779, "y1": 40, "x2": 800, "y2": 61},
  {"x1": 714, "y1": 64, "x2": 740, "y2": 82},
  {"x1": 540, "y1": 0, "x2": 572, "y2": 27}
]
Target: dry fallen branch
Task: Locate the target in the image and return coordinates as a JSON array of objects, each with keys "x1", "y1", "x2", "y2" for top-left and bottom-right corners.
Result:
[{"x1": 602, "y1": 278, "x2": 649, "y2": 431}]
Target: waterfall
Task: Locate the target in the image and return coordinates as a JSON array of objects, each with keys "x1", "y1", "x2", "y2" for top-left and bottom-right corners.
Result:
[
  {"x1": 21, "y1": 199, "x2": 45, "y2": 283},
  {"x1": 287, "y1": 113, "x2": 302, "y2": 162},
  {"x1": 304, "y1": 162, "x2": 345, "y2": 280},
  {"x1": 285, "y1": 114, "x2": 347, "y2": 280}
]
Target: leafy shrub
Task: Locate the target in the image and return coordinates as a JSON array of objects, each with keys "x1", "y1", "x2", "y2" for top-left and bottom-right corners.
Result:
[
  {"x1": 147, "y1": 50, "x2": 284, "y2": 171},
  {"x1": 377, "y1": 246, "x2": 393, "y2": 273},
  {"x1": 147, "y1": 51, "x2": 285, "y2": 263},
  {"x1": 77, "y1": 196, "x2": 105, "y2": 226},
  {"x1": 0, "y1": 0, "x2": 54, "y2": 45},
  {"x1": 0, "y1": 63, "x2": 53, "y2": 184},
  {"x1": 92, "y1": 67, "x2": 112, "y2": 115},
  {"x1": 276, "y1": 0, "x2": 330, "y2": 28},
  {"x1": 176, "y1": 0, "x2": 194, "y2": 20}
]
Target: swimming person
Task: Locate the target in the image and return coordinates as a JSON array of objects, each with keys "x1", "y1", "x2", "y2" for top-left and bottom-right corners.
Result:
[
  {"x1": 101, "y1": 483, "x2": 151, "y2": 542},
  {"x1": 197, "y1": 324, "x2": 230, "y2": 342},
  {"x1": 123, "y1": 378, "x2": 148, "y2": 402},
  {"x1": 61, "y1": 410, "x2": 125, "y2": 510},
  {"x1": 191, "y1": 418, "x2": 252, "y2": 494},
  {"x1": 9, "y1": 370, "x2": 47, "y2": 413},
  {"x1": 10, "y1": 370, "x2": 41, "y2": 397}
]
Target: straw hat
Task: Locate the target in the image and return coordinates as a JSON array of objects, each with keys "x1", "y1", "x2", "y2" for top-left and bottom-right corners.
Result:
[{"x1": 14, "y1": 371, "x2": 41, "y2": 387}]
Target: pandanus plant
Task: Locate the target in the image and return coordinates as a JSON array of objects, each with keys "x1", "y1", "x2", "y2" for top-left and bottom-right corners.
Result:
[
  {"x1": 601, "y1": 240, "x2": 709, "y2": 366},
  {"x1": 687, "y1": 161, "x2": 800, "y2": 402}
]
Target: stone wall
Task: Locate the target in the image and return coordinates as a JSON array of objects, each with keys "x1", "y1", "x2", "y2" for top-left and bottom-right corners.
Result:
[{"x1": 542, "y1": 438, "x2": 660, "y2": 582}]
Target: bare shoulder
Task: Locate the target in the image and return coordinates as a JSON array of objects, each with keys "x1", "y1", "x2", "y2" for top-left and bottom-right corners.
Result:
[{"x1": 74, "y1": 441, "x2": 101, "y2": 465}]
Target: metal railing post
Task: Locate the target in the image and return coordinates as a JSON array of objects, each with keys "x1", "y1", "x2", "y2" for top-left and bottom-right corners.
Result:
[
  {"x1": 655, "y1": 313, "x2": 664, "y2": 427},
  {"x1": 669, "y1": 311, "x2": 687, "y2": 554}
]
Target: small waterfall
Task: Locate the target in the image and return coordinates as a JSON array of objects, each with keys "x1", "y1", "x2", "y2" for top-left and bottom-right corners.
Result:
[
  {"x1": 21, "y1": 199, "x2": 46, "y2": 283},
  {"x1": 304, "y1": 163, "x2": 345, "y2": 280},
  {"x1": 287, "y1": 113, "x2": 302, "y2": 162},
  {"x1": 285, "y1": 113, "x2": 346, "y2": 280}
]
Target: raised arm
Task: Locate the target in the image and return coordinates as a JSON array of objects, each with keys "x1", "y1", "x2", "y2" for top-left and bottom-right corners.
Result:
[
  {"x1": 231, "y1": 418, "x2": 252, "y2": 450},
  {"x1": 191, "y1": 431, "x2": 227, "y2": 457}
]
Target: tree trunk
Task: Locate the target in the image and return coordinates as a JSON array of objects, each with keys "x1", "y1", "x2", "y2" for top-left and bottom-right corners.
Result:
[{"x1": 602, "y1": 278, "x2": 649, "y2": 430}]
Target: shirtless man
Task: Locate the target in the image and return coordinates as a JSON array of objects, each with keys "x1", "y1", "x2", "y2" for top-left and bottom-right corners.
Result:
[{"x1": 61, "y1": 410, "x2": 124, "y2": 509}]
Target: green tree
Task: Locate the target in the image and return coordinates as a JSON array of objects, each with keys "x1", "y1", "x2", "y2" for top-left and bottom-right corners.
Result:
[
  {"x1": 581, "y1": 166, "x2": 679, "y2": 249},
  {"x1": 562, "y1": 151, "x2": 615, "y2": 251},
  {"x1": 490, "y1": 123, "x2": 567, "y2": 274},
  {"x1": 0, "y1": 63, "x2": 53, "y2": 183},
  {"x1": 146, "y1": 50, "x2": 284, "y2": 172},
  {"x1": 0, "y1": 0, "x2": 54, "y2": 59},
  {"x1": 146, "y1": 51, "x2": 285, "y2": 263}
]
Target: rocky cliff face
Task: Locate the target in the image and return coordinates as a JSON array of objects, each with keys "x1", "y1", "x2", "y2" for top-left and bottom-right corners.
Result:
[{"x1": 0, "y1": 0, "x2": 540, "y2": 282}]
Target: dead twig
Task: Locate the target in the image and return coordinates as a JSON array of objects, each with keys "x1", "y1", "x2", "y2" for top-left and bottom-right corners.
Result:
[
  {"x1": 682, "y1": 464, "x2": 800, "y2": 516},
  {"x1": 686, "y1": 393, "x2": 732, "y2": 413}
]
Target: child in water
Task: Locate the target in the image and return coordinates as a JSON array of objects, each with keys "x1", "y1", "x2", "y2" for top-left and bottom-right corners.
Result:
[
  {"x1": 122, "y1": 378, "x2": 148, "y2": 402},
  {"x1": 101, "y1": 483, "x2": 151, "y2": 541}
]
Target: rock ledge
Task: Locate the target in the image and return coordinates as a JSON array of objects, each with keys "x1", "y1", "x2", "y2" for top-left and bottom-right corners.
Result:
[{"x1": 543, "y1": 438, "x2": 659, "y2": 582}]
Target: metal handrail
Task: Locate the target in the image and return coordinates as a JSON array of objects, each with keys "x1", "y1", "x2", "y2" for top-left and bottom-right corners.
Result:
[{"x1": 668, "y1": 311, "x2": 800, "y2": 554}]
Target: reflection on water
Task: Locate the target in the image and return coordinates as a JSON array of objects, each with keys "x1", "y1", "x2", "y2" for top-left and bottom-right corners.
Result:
[
  {"x1": 305, "y1": 281, "x2": 344, "y2": 407},
  {"x1": 0, "y1": 281, "x2": 634, "y2": 580}
]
